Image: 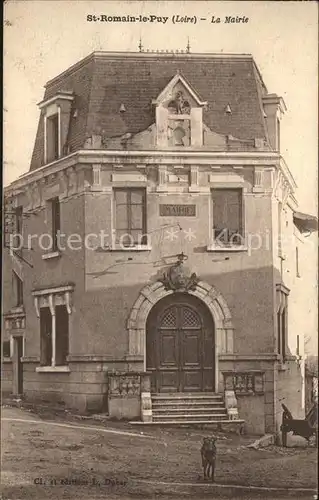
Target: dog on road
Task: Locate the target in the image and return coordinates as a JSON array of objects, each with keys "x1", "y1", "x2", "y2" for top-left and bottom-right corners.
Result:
[{"x1": 201, "y1": 436, "x2": 217, "y2": 482}]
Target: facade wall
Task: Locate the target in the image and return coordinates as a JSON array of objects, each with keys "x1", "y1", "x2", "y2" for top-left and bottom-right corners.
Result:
[
  {"x1": 275, "y1": 360, "x2": 304, "y2": 439},
  {"x1": 5, "y1": 163, "x2": 278, "y2": 360},
  {"x1": 83, "y1": 164, "x2": 275, "y2": 360},
  {"x1": 14, "y1": 192, "x2": 85, "y2": 360},
  {"x1": 237, "y1": 395, "x2": 265, "y2": 436},
  {"x1": 221, "y1": 358, "x2": 276, "y2": 435},
  {"x1": 2, "y1": 160, "x2": 298, "y2": 428},
  {"x1": 22, "y1": 361, "x2": 110, "y2": 413},
  {"x1": 2, "y1": 361, "x2": 13, "y2": 395}
]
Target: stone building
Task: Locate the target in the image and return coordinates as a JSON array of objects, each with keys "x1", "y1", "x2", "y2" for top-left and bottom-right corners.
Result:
[
  {"x1": 305, "y1": 358, "x2": 318, "y2": 414},
  {"x1": 2, "y1": 51, "x2": 317, "y2": 435}
]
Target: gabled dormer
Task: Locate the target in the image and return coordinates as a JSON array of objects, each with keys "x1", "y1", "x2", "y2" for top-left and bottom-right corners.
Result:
[
  {"x1": 152, "y1": 73, "x2": 207, "y2": 148},
  {"x1": 38, "y1": 91, "x2": 74, "y2": 164}
]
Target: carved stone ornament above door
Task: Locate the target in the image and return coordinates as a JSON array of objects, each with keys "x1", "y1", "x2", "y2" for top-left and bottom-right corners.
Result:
[{"x1": 159, "y1": 252, "x2": 199, "y2": 292}]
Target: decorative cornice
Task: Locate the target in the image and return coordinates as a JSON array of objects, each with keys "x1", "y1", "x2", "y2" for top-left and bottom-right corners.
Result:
[
  {"x1": 38, "y1": 91, "x2": 74, "y2": 109},
  {"x1": 220, "y1": 354, "x2": 281, "y2": 361},
  {"x1": 5, "y1": 150, "x2": 286, "y2": 196},
  {"x1": 4, "y1": 150, "x2": 297, "y2": 207},
  {"x1": 262, "y1": 94, "x2": 287, "y2": 113},
  {"x1": 279, "y1": 156, "x2": 297, "y2": 190},
  {"x1": 32, "y1": 284, "x2": 75, "y2": 296},
  {"x1": 276, "y1": 283, "x2": 290, "y2": 295},
  {"x1": 3, "y1": 310, "x2": 26, "y2": 319},
  {"x1": 67, "y1": 355, "x2": 128, "y2": 363}
]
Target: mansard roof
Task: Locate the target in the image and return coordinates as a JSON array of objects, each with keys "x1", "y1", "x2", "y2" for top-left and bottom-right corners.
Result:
[{"x1": 30, "y1": 51, "x2": 270, "y2": 171}]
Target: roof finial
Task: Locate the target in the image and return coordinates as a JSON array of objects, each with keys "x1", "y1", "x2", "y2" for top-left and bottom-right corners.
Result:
[
  {"x1": 186, "y1": 37, "x2": 191, "y2": 54},
  {"x1": 138, "y1": 37, "x2": 143, "y2": 53}
]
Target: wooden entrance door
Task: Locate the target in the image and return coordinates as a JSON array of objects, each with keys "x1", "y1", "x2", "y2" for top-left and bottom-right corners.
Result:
[
  {"x1": 146, "y1": 293, "x2": 215, "y2": 393},
  {"x1": 12, "y1": 336, "x2": 24, "y2": 396}
]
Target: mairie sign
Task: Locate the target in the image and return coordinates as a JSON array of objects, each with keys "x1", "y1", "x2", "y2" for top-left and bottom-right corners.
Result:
[{"x1": 159, "y1": 204, "x2": 196, "y2": 217}]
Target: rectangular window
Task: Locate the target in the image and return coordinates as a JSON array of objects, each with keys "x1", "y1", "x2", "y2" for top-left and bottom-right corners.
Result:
[
  {"x1": 212, "y1": 189, "x2": 243, "y2": 246},
  {"x1": 13, "y1": 206, "x2": 23, "y2": 255},
  {"x1": 2, "y1": 341, "x2": 11, "y2": 358},
  {"x1": 55, "y1": 305, "x2": 69, "y2": 366},
  {"x1": 276, "y1": 286, "x2": 289, "y2": 362},
  {"x1": 277, "y1": 118, "x2": 280, "y2": 152},
  {"x1": 40, "y1": 307, "x2": 52, "y2": 366},
  {"x1": 114, "y1": 188, "x2": 147, "y2": 246},
  {"x1": 278, "y1": 202, "x2": 282, "y2": 256},
  {"x1": 40, "y1": 305, "x2": 69, "y2": 367},
  {"x1": 15, "y1": 206, "x2": 23, "y2": 235},
  {"x1": 46, "y1": 113, "x2": 59, "y2": 163},
  {"x1": 296, "y1": 246, "x2": 300, "y2": 277},
  {"x1": 13, "y1": 272, "x2": 23, "y2": 307},
  {"x1": 51, "y1": 197, "x2": 61, "y2": 251}
]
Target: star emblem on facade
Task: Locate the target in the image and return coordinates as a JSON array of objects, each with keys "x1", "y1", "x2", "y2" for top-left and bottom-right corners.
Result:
[
  {"x1": 183, "y1": 228, "x2": 196, "y2": 241},
  {"x1": 164, "y1": 227, "x2": 180, "y2": 241}
]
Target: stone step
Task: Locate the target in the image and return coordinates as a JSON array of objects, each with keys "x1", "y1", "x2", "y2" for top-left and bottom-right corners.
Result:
[
  {"x1": 152, "y1": 413, "x2": 228, "y2": 422},
  {"x1": 152, "y1": 398, "x2": 224, "y2": 404},
  {"x1": 130, "y1": 420, "x2": 245, "y2": 431},
  {"x1": 152, "y1": 393, "x2": 223, "y2": 400},
  {"x1": 153, "y1": 407, "x2": 227, "y2": 415},
  {"x1": 146, "y1": 392, "x2": 243, "y2": 428},
  {"x1": 152, "y1": 401, "x2": 224, "y2": 409}
]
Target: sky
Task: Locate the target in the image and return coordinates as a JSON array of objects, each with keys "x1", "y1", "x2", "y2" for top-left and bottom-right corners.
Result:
[{"x1": 3, "y1": 1, "x2": 318, "y2": 353}]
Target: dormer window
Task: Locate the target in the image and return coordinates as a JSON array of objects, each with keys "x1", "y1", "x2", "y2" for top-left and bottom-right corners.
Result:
[
  {"x1": 46, "y1": 113, "x2": 59, "y2": 162},
  {"x1": 262, "y1": 94, "x2": 286, "y2": 151},
  {"x1": 38, "y1": 91, "x2": 74, "y2": 165},
  {"x1": 152, "y1": 73, "x2": 207, "y2": 148},
  {"x1": 277, "y1": 117, "x2": 281, "y2": 152},
  {"x1": 173, "y1": 125, "x2": 186, "y2": 145},
  {"x1": 168, "y1": 120, "x2": 190, "y2": 147}
]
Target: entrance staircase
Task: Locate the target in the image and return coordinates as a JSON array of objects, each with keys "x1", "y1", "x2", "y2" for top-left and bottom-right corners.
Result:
[{"x1": 139, "y1": 393, "x2": 245, "y2": 431}]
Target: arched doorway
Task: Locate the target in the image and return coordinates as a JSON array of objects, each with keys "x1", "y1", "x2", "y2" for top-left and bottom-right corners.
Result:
[{"x1": 146, "y1": 293, "x2": 215, "y2": 393}]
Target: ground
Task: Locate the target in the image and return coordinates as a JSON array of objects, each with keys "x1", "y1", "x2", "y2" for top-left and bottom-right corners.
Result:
[{"x1": 1, "y1": 405, "x2": 318, "y2": 500}]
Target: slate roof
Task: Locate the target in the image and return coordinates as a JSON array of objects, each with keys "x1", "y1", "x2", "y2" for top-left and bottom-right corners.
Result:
[{"x1": 30, "y1": 51, "x2": 270, "y2": 171}]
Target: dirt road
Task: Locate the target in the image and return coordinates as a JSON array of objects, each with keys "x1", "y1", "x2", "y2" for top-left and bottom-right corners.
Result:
[{"x1": 1, "y1": 406, "x2": 317, "y2": 499}]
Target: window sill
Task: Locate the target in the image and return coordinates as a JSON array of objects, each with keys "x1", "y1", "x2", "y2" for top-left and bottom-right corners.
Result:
[
  {"x1": 2, "y1": 357, "x2": 12, "y2": 363},
  {"x1": 42, "y1": 251, "x2": 61, "y2": 260},
  {"x1": 207, "y1": 245, "x2": 248, "y2": 252},
  {"x1": 278, "y1": 362, "x2": 288, "y2": 372},
  {"x1": 36, "y1": 366, "x2": 70, "y2": 373},
  {"x1": 109, "y1": 245, "x2": 152, "y2": 252},
  {"x1": 6, "y1": 306, "x2": 25, "y2": 315}
]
